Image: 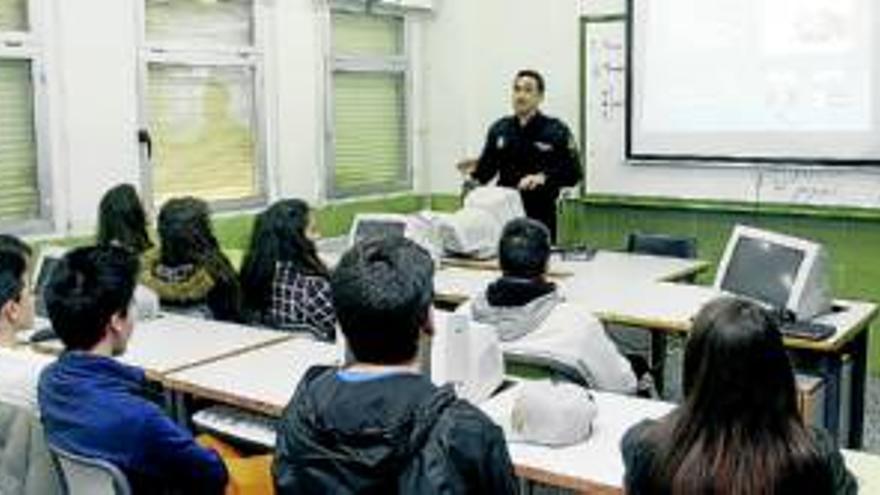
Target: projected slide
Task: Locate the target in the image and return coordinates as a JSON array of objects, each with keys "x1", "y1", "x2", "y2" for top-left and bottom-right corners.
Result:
[{"x1": 629, "y1": 0, "x2": 880, "y2": 162}]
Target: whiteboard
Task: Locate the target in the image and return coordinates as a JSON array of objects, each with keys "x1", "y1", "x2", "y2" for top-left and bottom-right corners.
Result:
[{"x1": 581, "y1": 9, "x2": 880, "y2": 211}]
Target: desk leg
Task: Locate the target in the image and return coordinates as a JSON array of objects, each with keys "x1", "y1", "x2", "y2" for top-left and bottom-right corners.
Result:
[
  {"x1": 650, "y1": 332, "x2": 667, "y2": 396},
  {"x1": 848, "y1": 330, "x2": 868, "y2": 449},
  {"x1": 818, "y1": 353, "x2": 842, "y2": 444}
]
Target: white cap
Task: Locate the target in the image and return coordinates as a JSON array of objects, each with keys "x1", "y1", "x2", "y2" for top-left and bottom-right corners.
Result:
[{"x1": 509, "y1": 381, "x2": 597, "y2": 446}]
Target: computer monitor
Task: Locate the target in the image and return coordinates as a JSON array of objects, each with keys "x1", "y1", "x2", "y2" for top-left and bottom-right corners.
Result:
[
  {"x1": 348, "y1": 213, "x2": 442, "y2": 260},
  {"x1": 32, "y1": 246, "x2": 67, "y2": 318},
  {"x1": 348, "y1": 213, "x2": 408, "y2": 247},
  {"x1": 437, "y1": 186, "x2": 525, "y2": 259},
  {"x1": 714, "y1": 225, "x2": 832, "y2": 321}
]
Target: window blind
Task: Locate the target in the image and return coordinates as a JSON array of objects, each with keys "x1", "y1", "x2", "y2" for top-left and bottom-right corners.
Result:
[
  {"x1": 145, "y1": 0, "x2": 252, "y2": 46},
  {"x1": 0, "y1": 0, "x2": 28, "y2": 31},
  {"x1": 0, "y1": 59, "x2": 39, "y2": 221},
  {"x1": 330, "y1": 12, "x2": 407, "y2": 198},
  {"x1": 332, "y1": 71, "x2": 406, "y2": 196},
  {"x1": 147, "y1": 64, "x2": 258, "y2": 204},
  {"x1": 332, "y1": 12, "x2": 402, "y2": 57}
]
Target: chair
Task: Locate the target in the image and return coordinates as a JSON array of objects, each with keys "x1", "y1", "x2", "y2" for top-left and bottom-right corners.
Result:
[
  {"x1": 504, "y1": 353, "x2": 591, "y2": 389},
  {"x1": 49, "y1": 444, "x2": 131, "y2": 495},
  {"x1": 626, "y1": 232, "x2": 697, "y2": 260},
  {"x1": 624, "y1": 232, "x2": 698, "y2": 397}
]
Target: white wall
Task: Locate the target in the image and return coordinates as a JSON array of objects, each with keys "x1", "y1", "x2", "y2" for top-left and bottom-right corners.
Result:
[
  {"x1": 52, "y1": 0, "x2": 140, "y2": 233},
  {"x1": 424, "y1": 0, "x2": 583, "y2": 194}
]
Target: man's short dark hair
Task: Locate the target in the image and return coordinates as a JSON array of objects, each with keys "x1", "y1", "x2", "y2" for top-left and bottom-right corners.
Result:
[
  {"x1": 0, "y1": 250, "x2": 27, "y2": 309},
  {"x1": 515, "y1": 69, "x2": 545, "y2": 94},
  {"x1": 499, "y1": 218, "x2": 551, "y2": 279},
  {"x1": 0, "y1": 234, "x2": 32, "y2": 259},
  {"x1": 331, "y1": 236, "x2": 434, "y2": 365},
  {"x1": 44, "y1": 245, "x2": 139, "y2": 351}
]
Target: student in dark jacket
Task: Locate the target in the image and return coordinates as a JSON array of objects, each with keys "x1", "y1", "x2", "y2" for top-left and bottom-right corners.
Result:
[
  {"x1": 272, "y1": 236, "x2": 518, "y2": 495},
  {"x1": 239, "y1": 199, "x2": 336, "y2": 340},
  {"x1": 621, "y1": 297, "x2": 857, "y2": 495},
  {"x1": 141, "y1": 196, "x2": 243, "y2": 322},
  {"x1": 37, "y1": 246, "x2": 228, "y2": 494}
]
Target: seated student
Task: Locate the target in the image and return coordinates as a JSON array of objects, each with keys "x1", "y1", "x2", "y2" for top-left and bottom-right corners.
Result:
[
  {"x1": 96, "y1": 183, "x2": 153, "y2": 255},
  {"x1": 37, "y1": 246, "x2": 229, "y2": 494},
  {"x1": 0, "y1": 236, "x2": 62, "y2": 495},
  {"x1": 96, "y1": 183, "x2": 161, "y2": 320},
  {"x1": 239, "y1": 199, "x2": 336, "y2": 340},
  {"x1": 621, "y1": 297, "x2": 856, "y2": 495},
  {"x1": 141, "y1": 196, "x2": 243, "y2": 322},
  {"x1": 272, "y1": 237, "x2": 517, "y2": 494},
  {"x1": 0, "y1": 241, "x2": 53, "y2": 411},
  {"x1": 467, "y1": 218, "x2": 637, "y2": 393}
]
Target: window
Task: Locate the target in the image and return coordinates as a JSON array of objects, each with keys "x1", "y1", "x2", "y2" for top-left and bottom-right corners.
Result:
[
  {"x1": 329, "y1": 11, "x2": 409, "y2": 199},
  {"x1": 140, "y1": 0, "x2": 263, "y2": 207},
  {"x1": 0, "y1": 0, "x2": 47, "y2": 225}
]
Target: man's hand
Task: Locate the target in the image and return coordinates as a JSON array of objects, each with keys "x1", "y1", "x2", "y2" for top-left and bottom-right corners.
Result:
[
  {"x1": 518, "y1": 173, "x2": 546, "y2": 191},
  {"x1": 456, "y1": 159, "x2": 479, "y2": 176}
]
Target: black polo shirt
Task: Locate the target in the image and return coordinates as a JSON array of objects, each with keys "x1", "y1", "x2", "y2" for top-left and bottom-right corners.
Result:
[{"x1": 472, "y1": 111, "x2": 581, "y2": 237}]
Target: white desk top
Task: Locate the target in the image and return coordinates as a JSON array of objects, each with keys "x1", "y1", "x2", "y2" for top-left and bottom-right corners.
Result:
[
  {"x1": 843, "y1": 449, "x2": 880, "y2": 494},
  {"x1": 434, "y1": 251, "x2": 708, "y2": 304},
  {"x1": 483, "y1": 383, "x2": 880, "y2": 493},
  {"x1": 33, "y1": 314, "x2": 291, "y2": 378},
  {"x1": 163, "y1": 337, "x2": 339, "y2": 416},
  {"x1": 481, "y1": 383, "x2": 674, "y2": 492}
]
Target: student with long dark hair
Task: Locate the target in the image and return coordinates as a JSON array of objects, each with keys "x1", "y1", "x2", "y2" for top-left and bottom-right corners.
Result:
[
  {"x1": 141, "y1": 197, "x2": 242, "y2": 322},
  {"x1": 239, "y1": 199, "x2": 335, "y2": 340},
  {"x1": 621, "y1": 297, "x2": 856, "y2": 495},
  {"x1": 96, "y1": 183, "x2": 153, "y2": 255}
]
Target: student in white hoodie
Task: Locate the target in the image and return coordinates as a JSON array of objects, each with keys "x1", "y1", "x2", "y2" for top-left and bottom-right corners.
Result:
[{"x1": 466, "y1": 218, "x2": 637, "y2": 393}]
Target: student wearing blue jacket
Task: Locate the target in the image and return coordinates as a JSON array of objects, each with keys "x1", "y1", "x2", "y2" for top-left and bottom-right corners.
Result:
[{"x1": 38, "y1": 246, "x2": 229, "y2": 494}]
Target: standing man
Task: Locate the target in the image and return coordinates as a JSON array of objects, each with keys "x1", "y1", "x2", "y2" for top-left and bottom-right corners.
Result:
[{"x1": 469, "y1": 69, "x2": 582, "y2": 241}]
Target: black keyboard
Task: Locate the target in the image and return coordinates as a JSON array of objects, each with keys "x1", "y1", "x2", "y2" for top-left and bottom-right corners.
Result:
[{"x1": 779, "y1": 320, "x2": 836, "y2": 341}]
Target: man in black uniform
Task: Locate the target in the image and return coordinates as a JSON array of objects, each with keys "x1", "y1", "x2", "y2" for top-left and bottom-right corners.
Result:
[{"x1": 469, "y1": 69, "x2": 581, "y2": 241}]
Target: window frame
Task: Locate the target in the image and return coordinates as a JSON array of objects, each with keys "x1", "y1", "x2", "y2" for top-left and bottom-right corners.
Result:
[
  {"x1": 325, "y1": 4, "x2": 413, "y2": 200},
  {"x1": 136, "y1": 0, "x2": 268, "y2": 212},
  {"x1": 0, "y1": 0, "x2": 54, "y2": 233}
]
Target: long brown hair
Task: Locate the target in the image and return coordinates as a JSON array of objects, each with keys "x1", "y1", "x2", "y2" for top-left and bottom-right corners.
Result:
[{"x1": 645, "y1": 297, "x2": 831, "y2": 494}]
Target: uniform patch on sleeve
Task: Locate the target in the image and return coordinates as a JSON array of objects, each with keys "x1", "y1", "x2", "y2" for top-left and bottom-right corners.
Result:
[{"x1": 534, "y1": 141, "x2": 553, "y2": 152}]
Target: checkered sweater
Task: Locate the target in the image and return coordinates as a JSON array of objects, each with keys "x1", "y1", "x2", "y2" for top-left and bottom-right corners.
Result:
[{"x1": 269, "y1": 262, "x2": 337, "y2": 341}]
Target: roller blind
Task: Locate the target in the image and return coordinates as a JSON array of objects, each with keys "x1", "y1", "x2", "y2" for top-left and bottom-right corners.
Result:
[
  {"x1": 0, "y1": 59, "x2": 39, "y2": 221},
  {"x1": 0, "y1": 0, "x2": 28, "y2": 31},
  {"x1": 330, "y1": 12, "x2": 407, "y2": 198},
  {"x1": 332, "y1": 72, "x2": 406, "y2": 195},
  {"x1": 147, "y1": 64, "x2": 258, "y2": 204},
  {"x1": 332, "y1": 12, "x2": 402, "y2": 57},
  {"x1": 145, "y1": 0, "x2": 252, "y2": 46}
]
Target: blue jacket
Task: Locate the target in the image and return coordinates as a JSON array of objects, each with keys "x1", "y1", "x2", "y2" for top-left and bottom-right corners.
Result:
[{"x1": 38, "y1": 352, "x2": 228, "y2": 494}]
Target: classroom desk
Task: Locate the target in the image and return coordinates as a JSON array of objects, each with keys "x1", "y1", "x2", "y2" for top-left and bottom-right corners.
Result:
[
  {"x1": 436, "y1": 257, "x2": 876, "y2": 449},
  {"x1": 162, "y1": 337, "x2": 339, "y2": 417},
  {"x1": 481, "y1": 382, "x2": 880, "y2": 494},
  {"x1": 434, "y1": 250, "x2": 709, "y2": 305},
  {"x1": 584, "y1": 281, "x2": 877, "y2": 448},
  {"x1": 481, "y1": 383, "x2": 674, "y2": 494},
  {"x1": 31, "y1": 313, "x2": 292, "y2": 380},
  {"x1": 843, "y1": 448, "x2": 880, "y2": 494}
]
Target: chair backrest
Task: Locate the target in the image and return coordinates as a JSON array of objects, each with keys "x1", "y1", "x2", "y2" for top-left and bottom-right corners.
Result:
[
  {"x1": 504, "y1": 353, "x2": 591, "y2": 389},
  {"x1": 48, "y1": 444, "x2": 131, "y2": 495},
  {"x1": 626, "y1": 232, "x2": 697, "y2": 260}
]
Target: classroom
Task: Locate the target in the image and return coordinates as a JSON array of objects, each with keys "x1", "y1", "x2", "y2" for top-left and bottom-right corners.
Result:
[{"x1": 1, "y1": 0, "x2": 879, "y2": 493}]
